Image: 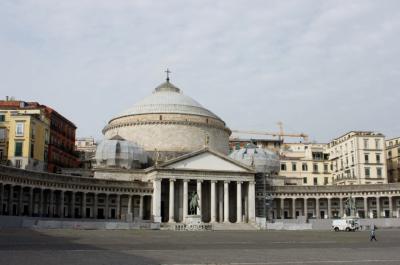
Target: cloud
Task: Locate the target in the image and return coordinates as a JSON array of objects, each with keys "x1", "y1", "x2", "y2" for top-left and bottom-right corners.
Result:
[{"x1": 1, "y1": 0, "x2": 399, "y2": 142}]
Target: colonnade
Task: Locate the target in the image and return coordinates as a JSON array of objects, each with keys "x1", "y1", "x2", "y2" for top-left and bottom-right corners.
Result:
[
  {"x1": 0, "y1": 183, "x2": 151, "y2": 220},
  {"x1": 271, "y1": 195, "x2": 400, "y2": 219},
  {"x1": 152, "y1": 178, "x2": 256, "y2": 224}
]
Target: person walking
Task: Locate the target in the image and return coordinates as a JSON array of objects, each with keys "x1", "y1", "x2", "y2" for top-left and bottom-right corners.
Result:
[{"x1": 370, "y1": 225, "x2": 377, "y2": 242}]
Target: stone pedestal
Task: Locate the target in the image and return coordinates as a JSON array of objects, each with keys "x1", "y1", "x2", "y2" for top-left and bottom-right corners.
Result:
[
  {"x1": 185, "y1": 215, "x2": 202, "y2": 225},
  {"x1": 126, "y1": 213, "x2": 133, "y2": 222}
]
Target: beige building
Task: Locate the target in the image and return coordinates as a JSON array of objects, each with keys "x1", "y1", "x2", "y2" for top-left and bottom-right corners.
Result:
[
  {"x1": 279, "y1": 143, "x2": 331, "y2": 186},
  {"x1": 386, "y1": 137, "x2": 400, "y2": 183},
  {"x1": 328, "y1": 131, "x2": 387, "y2": 185}
]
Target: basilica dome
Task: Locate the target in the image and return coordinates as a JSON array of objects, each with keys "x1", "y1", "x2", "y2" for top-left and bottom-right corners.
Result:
[
  {"x1": 229, "y1": 143, "x2": 280, "y2": 174},
  {"x1": 94, "y1": 135, "x2": 148, "y2": 169},
  {"x1": 102, "y1": 78, "x2": 231, "y2": 160}
]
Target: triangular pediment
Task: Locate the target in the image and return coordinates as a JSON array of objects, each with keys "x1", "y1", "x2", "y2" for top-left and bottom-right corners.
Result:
[{"x1": 160, "y1": 149, "x2": 253, "y2": 172}]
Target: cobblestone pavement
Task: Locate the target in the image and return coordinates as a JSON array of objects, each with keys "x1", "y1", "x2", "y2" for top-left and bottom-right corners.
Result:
[{"x1": 1, "y1": 229, "x2": 400, "y2": 265}]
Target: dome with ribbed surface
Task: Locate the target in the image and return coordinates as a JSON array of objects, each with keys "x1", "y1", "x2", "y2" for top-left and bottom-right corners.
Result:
[
  {"x1": 229, "y1": 143, "x2": 280, "y2": 173},
  {"x1": 94, "y1": 136, "x2": 148, "y2": 169},
  {"x1": 113, "y1": 81, "x2": 222, "y2": 121}
]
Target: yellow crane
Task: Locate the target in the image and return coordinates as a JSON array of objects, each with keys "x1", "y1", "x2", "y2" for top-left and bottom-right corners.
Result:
[{"x1": 231, "y1": 122, "x2": 309, "y2": 143}]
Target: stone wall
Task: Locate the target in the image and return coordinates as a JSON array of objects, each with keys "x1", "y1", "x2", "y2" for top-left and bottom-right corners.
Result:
[{"x1": 105, "y1": 122, "x2": 230, "y2": 155}]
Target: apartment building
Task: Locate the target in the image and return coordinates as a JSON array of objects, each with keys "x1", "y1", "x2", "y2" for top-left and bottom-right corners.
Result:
[
  {"x1": 0, "y1": 101, "x2": 50, "y2": 170},
  {"x1": 279, "y1": 143, "x2": 332, "y2": 186},
  {"x1": 386, "y1": 137, "x2": 400, "y2": 183},
  {"x1": 328, "y1": 131, "x2": 387, "y2": 185}
]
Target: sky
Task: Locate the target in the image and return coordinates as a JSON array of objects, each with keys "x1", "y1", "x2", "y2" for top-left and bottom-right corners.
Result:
[{"x1": 1, "y1": 0, "x2": 399, "y2": 143}]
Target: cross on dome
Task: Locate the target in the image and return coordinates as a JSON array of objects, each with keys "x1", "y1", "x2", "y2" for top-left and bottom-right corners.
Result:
[{"x1": 165, "y1": 68, "x2": 171, "y2": 82}]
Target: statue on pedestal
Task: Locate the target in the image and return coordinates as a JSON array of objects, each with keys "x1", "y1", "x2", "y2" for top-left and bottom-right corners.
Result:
[
  {"x1": 344, "y1": 196, "x2": 356, "y2": 217},
  {"x1": 189, "y1": 191, "x2": 200, "y2": 215}
]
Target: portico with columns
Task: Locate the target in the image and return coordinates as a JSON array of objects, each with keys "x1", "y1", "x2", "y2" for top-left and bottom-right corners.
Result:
[
  {"x1": 144, "y1": 148, "x2": 257, "y2": 225},
  {"x1": 268, "y1": 184, "x2": 400, "y2": 220}
]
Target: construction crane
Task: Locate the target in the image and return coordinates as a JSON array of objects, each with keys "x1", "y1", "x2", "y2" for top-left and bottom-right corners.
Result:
[{"x1": 231, "y1": 122, "x2": 309, "y2": 143}]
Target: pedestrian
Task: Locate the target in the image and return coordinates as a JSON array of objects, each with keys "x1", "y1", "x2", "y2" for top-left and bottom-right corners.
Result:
[{"x1": 370, "y1": 225, "x2": 377, "y2": 242}]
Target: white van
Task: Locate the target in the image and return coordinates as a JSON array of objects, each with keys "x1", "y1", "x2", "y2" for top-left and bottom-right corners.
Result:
[{"x1": 332, "y1": 218, "x2": 360, "y2": 232}]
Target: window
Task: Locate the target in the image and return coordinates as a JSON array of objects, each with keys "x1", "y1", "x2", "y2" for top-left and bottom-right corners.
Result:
[
  {"x1": 0, "y1": 149, "x2": 3, "y2": 160},
  {"x1": 313, "y1": 163, "x2": 318, "y2": 172},
  {"x1": 324, "y1": 164, "x2": 328, "y2": 172},
  {"x1": 303, "y1": 177, "x2": 307, "y2": 184},
  {"x1": 364, "y1": 139, "x2": 369, "y2": 149},
  {"x1": 375, "y1": 139, "x2": 380, "y2": 149},
  {"x1": 45, "y1": 130, "x2": 49, "y2": 144},
  {"x1": 388, "y1": 151, "x2": 392, "y2": 158},
  {"x1": 16, "y1": 122, "x2": 24, "y2": 136},
  {"x1": 0, "y1": 128, "x2": 5, "y2": 140},
  {"x1": 324, "y1": 177, "x2": 328, "y2": 185},
  {"x1": 15, "y1": 142, "x2": 23, "y2": 157},
  {"x1": 0, "y1": 114, "x2": 4, "y2": 122},
  {"x1": 30, "y1": 143, "x2": 34, "y2": 158},
  {"x1": 364, "y1": 154, "x2": 369, "y2": 163},
  {"x1": 377, "y1": 168, "x2": 382, "y2": 178},
  {"x1": 31, "y1": 127, "x2": 36, "y2": 139},
  {"x1": 376, "y1": 154, "x2": 381, "y2": 164},
  {"x1": 365, "y1": 167, "x2": 370, "y2": 178},
  {"x1": 280, "y1": 163, "x2": 286, "y2": 171},
  {"x1": 313, "y1": 177, "x2": 318, "y2": 185},
  {"x1": 302, "y1": 163, "x2": 308, "y2": 171},
  {"x1": 292, "y1": 163, "x2": 297, "y2": 171},
  {"x1": 15, "y1": 159, "x2": 22, "y2": 168}
]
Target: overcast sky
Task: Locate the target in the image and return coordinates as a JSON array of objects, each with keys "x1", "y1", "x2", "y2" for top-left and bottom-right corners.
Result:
[{"x1": 1, "y1": 0, "x2": 399, "y2": 143}]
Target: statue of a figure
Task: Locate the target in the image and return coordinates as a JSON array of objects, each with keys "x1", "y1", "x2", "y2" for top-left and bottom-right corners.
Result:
[
  {"x1": 189, "y1": 191, "x2": 200, "y2": 215},
  {"x1": 344, "y1": 196, "x2": 356, "y2": 217}
]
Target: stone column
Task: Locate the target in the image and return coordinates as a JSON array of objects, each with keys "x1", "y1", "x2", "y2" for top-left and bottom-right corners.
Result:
[
  {"x1": 363, "y1": 197, "x2": 368, "y2": 218},
  {"x1": 28, "y1": 187, "x2": 34, "y2": 216},
  {"x1": 236, "y1": 181, "x2": 242, "y2": 223},
  {"x1": 280, "y1": 198, "x2": 285, "y2": 219},
  {"x1": 183, "y1": 180, "x2": 188, "y2": 222},
  {"x1": 315, "y1": 198, "x2": 320, "y2": 219},
  {"x1": 211, "y1": 180, "x2": 217, "y2": 223},
  {"x1": 82, "y1": 192, "x2": 87, "y2": 218},
  {"x1": 19, "y1": 187, "x2": 24, "y2": 216},
  {"x1": 219, "y1": 182, "x2": 224, "y2": 222},
  {"x1": 39, "y1": 189, "x2": 44, "y2": 217},
  {"x1": 127, "y1": 195, "x2": 133, "y2": 222},
  {"x1": 224, "y1": 181, "x2": 230, "y2": 223},
  {"x1": 327, "y1": 198, "x2": 332, "y2": 219},
  {"x1": 116, "y1": 194, "x2": 120, "y2": 219},
  {"x1": 8, "y1": 185, "x2": 13, "y2": 216},
  {"x1": 248, "y1": 181, "x2": 256, "y2": 223},
  {"x1": 49, "y1": 190, "x2": 54, "y2": 217},
  {"x1": 197, "y1": 180, "x2": 202, "y2": 218},
  {"x1": 339, "y1": 197, "x2": 344, "y2": 218},
  {"x1": 376, "y1": 197, "x2": 380, "y2": 218},
  {"x1": 139, "y1": 195, "x2": 144, "y2": 220},
  {"x1": 71, "y1": 192, "x2": 76, "y2": 218},
  {"x1": 152, "y1": 179, "x2": 161, "y2": 223},
  {"x1": 292, "y1": 198, "x2": 296, "y2": 219},
  {"x1": 60, "y1": 191, "x2": 65, "y2": 218},
  {"x1": 304, "y1": 198, "x2": 308, "y2": 218},
  {"x1": 93, "y1": 193, "x2": 98, "y2": 219},
  {"x1": 389, "y1": 196, "x2": 393, "y2": 218},
  {"x1": 169, "y1": 179, "x2": 175, "y2": 223},
  {"x1": 105, "y1": 194, "x2": 109, "y2": 220}
]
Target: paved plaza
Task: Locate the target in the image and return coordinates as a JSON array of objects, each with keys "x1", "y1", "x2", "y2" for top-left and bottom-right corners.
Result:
[{"x1": 1, "y1": 229, "x2": 400, "y2": 265}]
